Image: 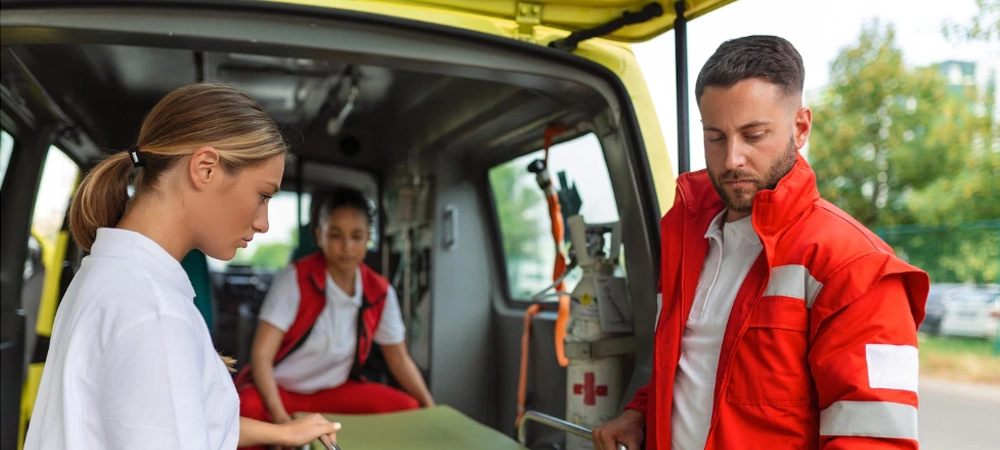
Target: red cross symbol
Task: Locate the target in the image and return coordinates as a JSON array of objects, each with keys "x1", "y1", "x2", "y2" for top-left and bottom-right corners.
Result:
[{"x1": 573, "y1": 372, "x2": 608, "y2": 406}]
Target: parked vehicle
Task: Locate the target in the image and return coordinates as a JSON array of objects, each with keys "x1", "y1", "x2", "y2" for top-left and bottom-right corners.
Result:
[
  {"x1": 938, "y1": 284, "x2": 1000, "y2": 339},
  {"x1": 919, "y1": 283, "x2": 964, "y2": 335}
]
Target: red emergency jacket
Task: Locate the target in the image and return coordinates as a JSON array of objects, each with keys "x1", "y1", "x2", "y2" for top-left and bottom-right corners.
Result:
[
  {"x1": 626, "y1": 155, "x2": 929, "y2": 449},
  {"x1": 235, "y1": 252, "x2": 389, "y2": 392}
]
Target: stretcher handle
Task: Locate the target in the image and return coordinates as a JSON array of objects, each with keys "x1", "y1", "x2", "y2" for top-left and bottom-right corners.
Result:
[
  {"x1": 517, "y1": 410, "x2": 627, "y2": 450},
  {"x1": 307, "y1": 435, "x2": 341, "y2": 450}
]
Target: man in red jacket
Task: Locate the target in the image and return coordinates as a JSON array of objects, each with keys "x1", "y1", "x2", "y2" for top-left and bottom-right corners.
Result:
[{"x1": 593, "y1": 35, "x2": 929, "y2": 450}]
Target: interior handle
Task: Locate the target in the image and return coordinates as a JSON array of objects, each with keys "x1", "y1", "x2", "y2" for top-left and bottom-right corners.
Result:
[{"x1": 442, "y1": 205, "x2": 458, "y2": 250}]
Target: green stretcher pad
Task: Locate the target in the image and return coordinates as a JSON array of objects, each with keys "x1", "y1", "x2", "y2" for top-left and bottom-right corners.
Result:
[{"x1": 300, "y1": 406, "x2": 529, "y2": 450}]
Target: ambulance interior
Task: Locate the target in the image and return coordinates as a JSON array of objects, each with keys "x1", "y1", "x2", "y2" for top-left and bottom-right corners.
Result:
[{"x1": 0, "y1": 4, "x2": 665, "y2": 449}]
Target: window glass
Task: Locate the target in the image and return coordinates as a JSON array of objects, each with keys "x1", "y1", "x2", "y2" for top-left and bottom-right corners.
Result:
[
  {"x1": 32, "y1": 146, "x2": 80, "y2": 247},
  {"x1": 0, "y1": 130, "x2": 13, "y2": 189},
  {"x1": 489, "y1": 133, "x2": 620, "y2": 300},
  {"x1": 208, "y1": 191, "x2": 311, "y2": 272}
]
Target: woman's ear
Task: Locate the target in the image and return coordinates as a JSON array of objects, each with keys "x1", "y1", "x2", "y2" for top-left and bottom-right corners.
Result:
[{"x1": 188, "y1": 146, "x2": 222, "y2": 190}]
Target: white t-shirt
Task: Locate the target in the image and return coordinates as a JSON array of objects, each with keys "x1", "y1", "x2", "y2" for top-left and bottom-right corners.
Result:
[
  {"x1": 24, "y1": 228, "x2": 240, "y2": 450},
  {"x1": 671, "y1": 212, "x2": 763, "y2": 450},
  {"x1": 258, "y1": 265, "x2": 405, "y2": 394}
]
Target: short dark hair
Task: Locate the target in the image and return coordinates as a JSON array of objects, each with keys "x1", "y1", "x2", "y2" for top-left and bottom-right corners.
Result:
[
  {"x1": 311, "y1": 186, "x2": 375, "y2": 231},
  {"x1": 695, "y1": 35, "x2": 804, "y2": 102}
]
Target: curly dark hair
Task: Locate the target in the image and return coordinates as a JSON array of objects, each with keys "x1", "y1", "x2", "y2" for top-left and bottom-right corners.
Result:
[{"x1": 311, "y1": 186, "x2": 375, "y2": 231}]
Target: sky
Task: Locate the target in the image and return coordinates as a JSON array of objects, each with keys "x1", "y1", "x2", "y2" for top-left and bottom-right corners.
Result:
[{"x1": 632, "y1": 0, "x2": 995, "y2": 173}]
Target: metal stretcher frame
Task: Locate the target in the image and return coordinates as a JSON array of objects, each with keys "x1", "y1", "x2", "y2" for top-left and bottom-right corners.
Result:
[
  {"x1": 301, "y1": 407, "x2": 629, "y2": 450},
  {"x1": 517, "y1": 410, "x2": 628, "y2": 450}
]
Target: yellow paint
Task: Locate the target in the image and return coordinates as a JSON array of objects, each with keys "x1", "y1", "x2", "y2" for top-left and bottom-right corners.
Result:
[
  {"x1": 20, "y1": 176, "x2": 77, "y2": 449},
  {"x1": 260, "y1": 0, "x2": 738, "y2": 42}
]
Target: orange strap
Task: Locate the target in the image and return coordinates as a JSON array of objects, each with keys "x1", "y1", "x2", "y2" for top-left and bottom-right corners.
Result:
[
  {"x1": 542, "y1": 126, "x2": 564, "y2": 166},
  {"x1": 542, "y1": 126, "x2": 570, "y2": 368},
  {"x1": 549, "y1": 190, "x2": 570, "y2": 368},
  {"x1": 514, "y1": 126, "x2": 570, "y2": 427},
  {"x1": 515, "y1": 303, "x2": 541, "y2": 427}
]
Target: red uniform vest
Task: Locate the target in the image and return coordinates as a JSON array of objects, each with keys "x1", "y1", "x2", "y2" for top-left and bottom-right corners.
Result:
[{"x1": 235, "y1": 252, "x2": 390, "y2": 392}]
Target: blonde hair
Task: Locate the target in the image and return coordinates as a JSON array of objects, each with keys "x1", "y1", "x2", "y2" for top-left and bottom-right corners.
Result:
[{"x1": 69, "y1": 83, "x2": 288, "y2": 251}]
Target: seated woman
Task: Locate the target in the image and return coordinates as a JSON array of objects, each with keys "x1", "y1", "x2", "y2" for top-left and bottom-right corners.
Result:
[{"x1": 235, "y1": 188, "x2": 434, "y2": 432}]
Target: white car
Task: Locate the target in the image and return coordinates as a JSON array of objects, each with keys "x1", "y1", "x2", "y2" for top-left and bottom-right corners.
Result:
[{"x1": 938, "y1": 284, "x2": 1000, "y2": 339}]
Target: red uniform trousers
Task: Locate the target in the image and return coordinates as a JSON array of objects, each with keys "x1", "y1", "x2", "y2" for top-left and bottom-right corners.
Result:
[{"x1": 237, "y1": 381, "x2": 419, "y2": 449}]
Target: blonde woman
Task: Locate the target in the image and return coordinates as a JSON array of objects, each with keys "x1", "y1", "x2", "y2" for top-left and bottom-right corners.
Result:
[{"x1": 24, "y1": 83, "x2": 339, "y2": 450}]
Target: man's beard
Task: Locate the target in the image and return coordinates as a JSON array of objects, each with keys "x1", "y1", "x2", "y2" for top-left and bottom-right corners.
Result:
[{"x1": 709, "y1": 136, "x2": 797, "y2": 214}]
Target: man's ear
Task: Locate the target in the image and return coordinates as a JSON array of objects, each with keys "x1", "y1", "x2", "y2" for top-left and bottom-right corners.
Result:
[
  {"x1": 188, "y1": 146, "x2": 221, "y2": 190},
  {"x1": 793, "y1": 107, "x2": 812, "y2": 150}
]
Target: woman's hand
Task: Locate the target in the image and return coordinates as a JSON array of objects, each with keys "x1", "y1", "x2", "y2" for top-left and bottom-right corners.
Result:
[
  {"x1": 239, "y1": 415, "x2": 339, "y2": 449},
  {"x1": 382, "y1": 342, "x2": 436, "y2": 408},
  {"x1": 278, "y1": 413, "x2": 341, "y2": 447}
]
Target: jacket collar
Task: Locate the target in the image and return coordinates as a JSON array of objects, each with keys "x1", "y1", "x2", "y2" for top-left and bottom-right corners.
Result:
[{"x1": 675, "y1": 152, "x2": 819, "y2": 241}]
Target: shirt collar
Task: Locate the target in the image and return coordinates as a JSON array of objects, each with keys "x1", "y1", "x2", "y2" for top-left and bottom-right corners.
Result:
[
  {"x1": 704, "y1": 210, "x2": 762, "y2": 246},
  {"x1": 704, "y1": 209, "x2": 727, "y2": 241},
  {"x1": 89, "y1": 228, "x2": 196, "y2": 299},
  {"x1": 728, "y1": 214, "x2": 762, "y2": 246},
  {"x1": 325, "y1": 266, "x2": 364, "y2": 306}
]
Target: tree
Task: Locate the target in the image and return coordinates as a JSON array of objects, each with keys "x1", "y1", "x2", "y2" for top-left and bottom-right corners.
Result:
[
  {"x1": 810, "y1": 20, "x2": 998, "y2": 283},
  {"x1": 247, "y1": 243, "x2": 293, "y2": 270},
  {"x1": 942, "y1": 0, "x2": 1000, "y2": 46},
  {"x1": 489, "y1": 160, "x2": 544, "y2": 260},
  {"x1": 811, "y1": 21, "x2": 976, "y2": 226},
  {"x1": 488, "y1": 159, "x2": 547, "y2": 296}
]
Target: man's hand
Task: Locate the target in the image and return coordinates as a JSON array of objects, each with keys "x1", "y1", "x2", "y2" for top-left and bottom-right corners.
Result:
[
  {"x1": 592, "y1": 409, "x2": 644, "y2": 450},
  {"x1": 278, "y1": 413, "x2": 341, "y2": 447}
]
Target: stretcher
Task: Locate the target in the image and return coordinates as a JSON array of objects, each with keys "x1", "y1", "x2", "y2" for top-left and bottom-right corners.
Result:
[
  {"x1": 302, "y1": 407, "x2": 626, "y2": 450},
  {"x1": 303, "y1": 406, "x2": 527, "y2": 450}
]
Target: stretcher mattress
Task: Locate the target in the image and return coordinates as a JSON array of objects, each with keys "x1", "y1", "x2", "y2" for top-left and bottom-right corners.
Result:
[{"x1": 302, "y1": 405, "x2": 529, "y2": 450}]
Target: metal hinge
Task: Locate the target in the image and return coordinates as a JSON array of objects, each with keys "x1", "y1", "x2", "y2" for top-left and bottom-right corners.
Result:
[{"x1": 514, "y1": 2, "x2": 542, "y2": 43}]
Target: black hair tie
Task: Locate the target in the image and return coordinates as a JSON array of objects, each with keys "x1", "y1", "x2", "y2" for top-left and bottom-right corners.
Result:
[{"x1": 127, "y1": 145, "x2": 145, "y2": 168}]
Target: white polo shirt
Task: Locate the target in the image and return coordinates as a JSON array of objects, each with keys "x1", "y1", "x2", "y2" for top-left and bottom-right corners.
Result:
[
  {"x1": 24, "y1": 228, "x2": 240, "y2": 450},
  {"x1": 671, "y1": 211, "x2": 763, "y2": 450},
  {"x1": 258, "y1": 265, "x2": 405, "y2": 394}
]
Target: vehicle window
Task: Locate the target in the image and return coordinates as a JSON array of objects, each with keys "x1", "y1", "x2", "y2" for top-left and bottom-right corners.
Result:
[
  {"x1": 0, "y1": 130, "x2": 14, "y2": 189},
  {"x1": 32, "y1": 146, "x2": 80, "y2": 247},
  {"x1": 489, "y1": 133, "x2": 620, "y2": 300},
  {"x1": 208, "y1": 191, "x2": 311, "y2": 272}
]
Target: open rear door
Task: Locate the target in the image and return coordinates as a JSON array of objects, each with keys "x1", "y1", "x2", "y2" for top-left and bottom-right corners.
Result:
[{"x1": 395, "y1": 0, "x2": 737, "y2": 42}]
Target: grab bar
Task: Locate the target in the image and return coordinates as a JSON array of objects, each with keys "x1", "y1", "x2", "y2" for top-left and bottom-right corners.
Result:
[{"x1": 517, "y1": 410, "x2": 628, "y2": 450}]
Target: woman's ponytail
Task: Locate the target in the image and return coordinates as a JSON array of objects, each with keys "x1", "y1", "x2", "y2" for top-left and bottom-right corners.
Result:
[
  {"x1": 69, "y1": 82, "x2": 287, "y2": 252},
  {"x1": 68, "y1": 151, "x2": 135, "y2": 252}
]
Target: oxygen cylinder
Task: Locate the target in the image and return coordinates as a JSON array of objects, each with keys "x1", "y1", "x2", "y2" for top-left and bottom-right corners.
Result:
[{"x1": 565, "y1": 215, "x2": 624, "y2": 450}]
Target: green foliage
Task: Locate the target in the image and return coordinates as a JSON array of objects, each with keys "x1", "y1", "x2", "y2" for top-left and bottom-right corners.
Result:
[
  {"x1": 879, "y1": 223, "x2": 999, "y2": 284},
  {"x1": 488, "y1": 161, "x2": 544, "y2": 262},
  {"x1": 230, "y1": 228, "x2": 299, "y2": 271},
  {"x1": 810, "y1": 19, "x2": 999, "y2": 283},
  {"x1": 247, "y1": 243, "x2": 293, "y2": 271},
  {"x1": 942, "y1": 0, "x2": 1000, "y2": 45}
]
